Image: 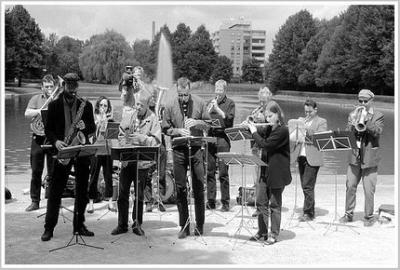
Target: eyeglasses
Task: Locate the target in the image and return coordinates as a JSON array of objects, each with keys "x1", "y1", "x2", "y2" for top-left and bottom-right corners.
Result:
[
  {"x1": 178, "y1": 93, "x2": 189, "y2": 97},
  {"x1": 100, "y1": 104, "x2": 108, "y2": 107},
  {"x1": 358, "y1": 99, "x2": 370, "y2": 104}
]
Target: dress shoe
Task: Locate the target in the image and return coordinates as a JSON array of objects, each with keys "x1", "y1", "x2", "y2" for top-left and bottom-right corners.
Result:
[
  {"x1": 87, "y1": 205, "x2": 94, "y2": 214},
  {"x1": 249, "y1": 233, "x2": 267, "y2": 241},
  {"x1": 206, "y1": 202, "x2": 216, "y2": 210},
  {"x1": 194, "y1": 225, "x2": 203, "y2": 236},
  {"x1": 74, "y1": 226, "x2": 95, "y2": 237},
  {"x1": 132, "y1": 225, "x2": 145, "y2": 236},
  {"x1": 364, "y1": 218, "x2": 375, "y2": 227},
  {"x1": 265, "y1": 236, "x2": 277, "y2": 245},
  {"x1": 299, "y1": 214, "x2": 313, "y2": 222},
  {"x1": 111, "y1": 226, "x2": 128, "y2": 235},
  {"x1": 25, "y1": 202, "x2": 39, "y2": 212},
  {"x1": 145, "y1": 203, "x2": 153, "y2": 212},
  {"x1": 41, "y1": 230, "x2": 53, "y2": 241},
  {"x1": 158, "y1": 204, "x2": 166, "y2": 212},
  {"x1": 178, "y1": 227, "x2": 190, "y2": 239},
  {"x1": 339, "y1": 214, "x2": 353, "y2": 223},
  {"x1": 108, "y1": 204, "x2": 117, "y2": 212},
  {"x1": 220, "y1": 204, "x2": 230, "y2": 212}
]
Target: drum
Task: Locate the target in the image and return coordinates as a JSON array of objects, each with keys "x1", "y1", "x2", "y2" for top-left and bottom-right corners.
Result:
[{"x1": 151, "y1": 169, "x2": 176, "y2": 204}]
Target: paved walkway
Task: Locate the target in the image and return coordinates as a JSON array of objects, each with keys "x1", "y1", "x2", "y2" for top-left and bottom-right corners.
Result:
[{"x1": 3, "y1": 171, "x2": 396, "y2": 267}]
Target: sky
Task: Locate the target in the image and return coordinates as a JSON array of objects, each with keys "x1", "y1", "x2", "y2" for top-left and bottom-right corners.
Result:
[{"x1": 10, "y1": 2, "x2": 349, "y2": 55}]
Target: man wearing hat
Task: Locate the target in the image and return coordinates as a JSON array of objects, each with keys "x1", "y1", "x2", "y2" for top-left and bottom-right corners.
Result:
[
  {"x1": 41, "y1": 73, "x2": 96, "y2": 241},
  {"x1": 111, "y1": 90, "x2": 161, "y2": 236},
  {"x1": 340, "y1": 89, "x2": 384, "y2": 227}
]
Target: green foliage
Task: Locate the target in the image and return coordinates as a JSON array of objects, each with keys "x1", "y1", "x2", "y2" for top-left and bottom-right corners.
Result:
[
  {"x1": 171, "y1": 23, "x2": 192, "y2": 79},
  {"x1": 132, "y1": 39, "x2": 152, "y2": 80},
  {"x1": 79, "y1": 30, "x2": 136, "y2": 84},
  {"x1": 267, "y1": 10, "x2": 317, "y2": 91},
  {"x1": 241, "y1": 57, "x2": 264, "y2": 83},
  {"x1": 5, "y1": 5, "x2": 44, "y2": 84},
  {"x1": 211, "y1": 56, "x2": 233, "y2": 83}
]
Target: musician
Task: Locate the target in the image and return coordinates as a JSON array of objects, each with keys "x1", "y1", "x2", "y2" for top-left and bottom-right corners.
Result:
[
  {"x1": 291, "y1": 99, "x2": 327, "y2": 222},
  {"x1": 161, "y1": 77, "x2": 210, "y2": 238},
  {"x1": 41, "y1": 73, "x2": 96, "y2": 241},
  {"x1": 244, "y1": 104, "x2": 291, "y2": 245},
  {"x1": 143, "y1": 86, "x2": 167, "y2": 212},
  {"x1": 206, "y1": 79, "x2": 235, "y2": 211},
  {"x1": 87, "y1": 96, "x2": 114, "y2": 214},
  {"x1": 249, "y1": 86, "x2": 280, "y2": 217},
  {"x1": 111, "y1": 91, "x2": 161, "y2": 236},
  {"x1": 24, "y1": 74, "x2": 56, "y2": 212},
  {"x1": 339, "y1": 89, "x2": 384, "y2": 227}
]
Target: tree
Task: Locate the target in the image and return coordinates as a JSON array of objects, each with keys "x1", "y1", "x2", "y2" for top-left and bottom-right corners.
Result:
[
  {"x1": 55, "y1": 36, "x2": 83, "y2": 77},
  {"x1": 171, "y1": 23, "x2": 192, "y2": 79},
  {"x1": 79, "y1": 30, "x2": 136, "y2": 84},
  {"x1": 42, "y1": 33, "x2": 59, "y2": 75},
  {"x1": 5, "y1": 5, "x2": 44, "y2": 85},
  {"x1": 210, "y1": 55, "x2": 233, "y2": 83},
  {"x1": 267, "y1": 10, "x2": 317, "y2": 91},
  {"x1": 132, "y1": 39, "x2": 152, "y2": 76},
  {"x1": 241, "y1": 57, "x2": 264, "y2": 83}
]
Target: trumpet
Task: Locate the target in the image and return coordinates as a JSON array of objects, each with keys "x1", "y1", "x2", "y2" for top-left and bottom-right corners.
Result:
[
  {"x1": 247, "y1": 105, "x2": 265, "y2": 123},
  {"x1": 350, "y1": 106, "x2": 368, "y2": 132}
]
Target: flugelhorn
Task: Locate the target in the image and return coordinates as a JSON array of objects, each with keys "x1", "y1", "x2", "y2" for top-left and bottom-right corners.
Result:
[{"x1": 350, "y1": 106, "x2": 368, "y2": 132}]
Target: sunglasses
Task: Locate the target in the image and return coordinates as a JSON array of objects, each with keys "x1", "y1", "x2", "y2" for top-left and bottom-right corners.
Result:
[
  {"x1": 100, "y1": 104, "x2": 108, "y2": 107},
  {"x1": 358, "y1": 99, "x2": 370, "y2": 104},
  {"x1": 178, "y1": 93, "x2": 189, "y2": 97}
]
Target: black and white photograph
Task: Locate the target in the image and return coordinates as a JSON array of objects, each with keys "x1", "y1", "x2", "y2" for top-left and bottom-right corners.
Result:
[{"x1": 1, "y1": 0, "x2": 397, "y2": 267}]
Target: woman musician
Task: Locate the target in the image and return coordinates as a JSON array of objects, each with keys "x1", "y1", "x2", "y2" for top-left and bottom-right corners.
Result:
[
  {"x1": 243, "y1": 103, "x2": 291, "y2": 245},
  {"x1": 87, "y1": 96, "x2": 115, "y2": 214}
]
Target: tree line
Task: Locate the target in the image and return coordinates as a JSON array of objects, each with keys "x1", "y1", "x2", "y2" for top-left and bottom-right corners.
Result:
[
  {"x1": 5, "y1": 5, "x2": 394, "y2": 95},
  {"x1": 266, "y1": 6, "x2": 394, "y2": 95}
]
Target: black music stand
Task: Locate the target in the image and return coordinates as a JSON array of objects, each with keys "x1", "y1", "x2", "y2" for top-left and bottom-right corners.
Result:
[
  {"x1": 37, "y1": 145, "x2": 73, "y2": 223},
  {"x1": 312, "y1": 130, "x2": 359, "y2": 235},
  {"x1": 96, "y1": 122, "x2": 120, "y2": 221},
  {"x1": 172, "y1": 136, "x2": 216, "y2": 245},
  {"x1": 110, "y1": 145, "x2": 159, "y2": 248},
  {"x1": 217, "y1": 152, "x2": 267, "y2": 248},
  {"x1": 285, "y1": 119, "x2": 314, "y2": 230},
  {"x1": 225, "y1": 127, "x2": 252, "y2": 141},
  {"x1": 50, "y1": 144, "x2": 104, "y2": 253}
]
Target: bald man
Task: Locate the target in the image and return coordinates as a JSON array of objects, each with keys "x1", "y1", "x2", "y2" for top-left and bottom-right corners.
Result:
[{"x1": 111, "y1": 91, "x2": 162, "y2": 236}]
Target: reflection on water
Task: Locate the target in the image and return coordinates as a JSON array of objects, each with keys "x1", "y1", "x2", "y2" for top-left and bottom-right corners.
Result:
[{"x1": 5, "y1": 93, "x2": 394, "y2": 175}]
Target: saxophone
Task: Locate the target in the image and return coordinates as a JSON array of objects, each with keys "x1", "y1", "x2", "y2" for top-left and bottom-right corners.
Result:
[{"x1": 58, "y1": 96, "x2": 87, "y2": 166}]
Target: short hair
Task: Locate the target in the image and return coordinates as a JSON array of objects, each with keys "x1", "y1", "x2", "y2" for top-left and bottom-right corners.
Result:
[
  {"x1": 304, "y1": 99, "x2": 317, "y2": 109},
  {"x1": 215, "y1": 79, "x2": 227, "y2": 91},
  {"x1": 94, "y1": 96, "x2": 112, "y2": 115},
  {"x1": 268, "y1": 103, "x2": 285, "y2": 125},
  {"x1": 259, "y1": 86, "x2": 272, "y2": 97},
  {"x1": 42, "y1": 74, "x2": 55, "y2": 85},
  {"x1": 133, "y1": 66, "x2": 144, "y2": 74},
  {"x1": 177, "y1": 77, "x2": 191, "y2": 90},
  {"x1": 135, "y1": 90, "x2": 151, "y2": 105}
]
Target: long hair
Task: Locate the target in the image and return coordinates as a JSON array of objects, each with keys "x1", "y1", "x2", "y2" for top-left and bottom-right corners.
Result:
[
  {"x1": 94, "y1": 96, "x2": 112, "y2": 115},
  {"x1": 268, "y1": 103, "x2": 285, "y2": 126}
]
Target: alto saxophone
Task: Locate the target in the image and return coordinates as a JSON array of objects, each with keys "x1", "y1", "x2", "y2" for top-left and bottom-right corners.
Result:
[{"x1": 58, "y1": 96, "x2": 87, "y2": 166}]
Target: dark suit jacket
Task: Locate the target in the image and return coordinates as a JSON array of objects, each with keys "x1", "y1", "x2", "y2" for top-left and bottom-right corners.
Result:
[
  {"x1": 45, "y1": 93, "x2": 96, "y2": 147},
  {"x1": 252, "y1": 125, "x2": 292, "y2": 189},
  {"x1": 347, "y1": 109, "x2": 384, "y2": 169}
]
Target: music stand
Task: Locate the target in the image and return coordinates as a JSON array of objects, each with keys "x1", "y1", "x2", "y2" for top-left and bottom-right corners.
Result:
[
  {"x1": 225, "y1": 127, "x2": 252, "y2": 141},
  {"x1": 37, "y1": 144, "x2": 73, "y2": 223},
  {"x1": 50, "y1": 144, "x2": 103, "y2": 252},
  {"x1": 285, "y1": 119, "x2": 314, "y2": 230},
  {"x1": 172, "y1": 136, "x2": 216, "y2": 245},
  {"x1": 96, "y1": 122, "x2": 120, "y2": 221},
  {"x1": 110, "y1": 145, "x2": 159, "y2": 248},
  {"x1": 217, "y1": 152, "x2": 267, "y2": 248},
  {"x1": 312, "y1": 130, "x2": 359, "y2": 235}
]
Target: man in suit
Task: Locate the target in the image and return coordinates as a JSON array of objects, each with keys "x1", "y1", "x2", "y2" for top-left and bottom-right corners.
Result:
[
  {"x1": 162, "y1": 77, "x2": 210, "y2": 238},
  {"x1": 340, "y1": 89, "x2": 384, "y2": 227},
  {"x1": 292, "y1": 99, "x2": 327, "y2": 222},
  {"x1": 206, "y1": 79, "x2": 235, "y2": 212},
  {"x1": 41, "y1": 73, "x2": 96, "y2": 241}
]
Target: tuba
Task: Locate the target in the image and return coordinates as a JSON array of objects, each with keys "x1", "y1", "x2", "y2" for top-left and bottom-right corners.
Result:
[
  {"x1": 350, "y1": 106, "x2": 368, "y2": 133},
  {"x1": 30, "y1": 76, "x2": 64, "y2": 135},
  {"x1": 58, "y1": 95, "x2": 87, "y2": 166}
]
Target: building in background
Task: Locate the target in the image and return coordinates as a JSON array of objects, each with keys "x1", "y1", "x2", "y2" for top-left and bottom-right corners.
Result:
[{"x1": 212, "y1": 17, "x2": 266, "y2": 80}]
